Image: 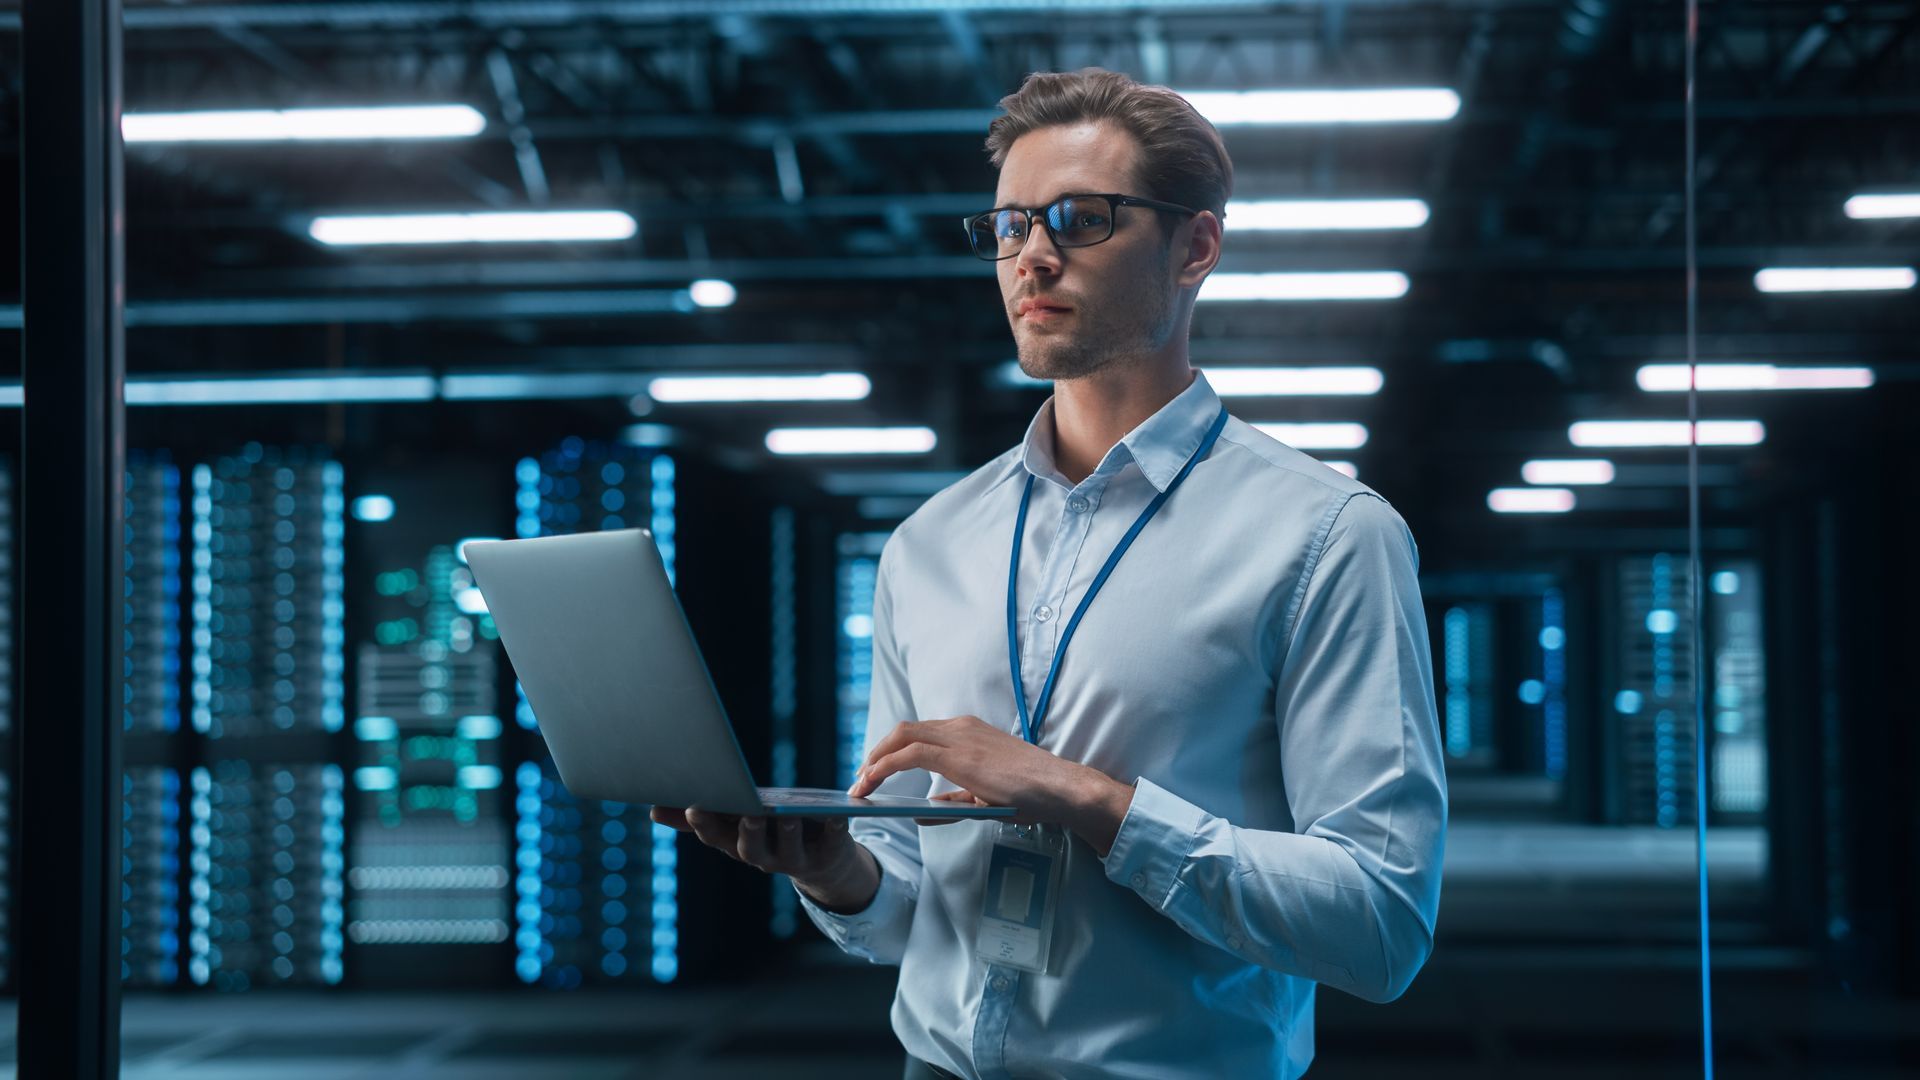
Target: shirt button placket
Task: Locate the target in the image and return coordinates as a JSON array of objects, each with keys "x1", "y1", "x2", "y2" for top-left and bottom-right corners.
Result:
[{"x1": 973, "y1": 965, "x2": 1018, "y2": 1078}]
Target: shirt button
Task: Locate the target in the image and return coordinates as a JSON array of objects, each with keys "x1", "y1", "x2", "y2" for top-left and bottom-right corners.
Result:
[
  {"x1": 1227, "y1": 932, "x2": 1245, "y2": 950},
  {"x1": 1130, "y1": 872, "x2": 1146, "y2": 889},
  {"x1": 991, "y1": 974, "x2": 1011, "y2": 994},
  {"x1": 1034, "y1": 605, "x2": 1053, "y2": 622},
  {"x1": 1068, "y1": 497, "x2": 1089, "y2": 513}
]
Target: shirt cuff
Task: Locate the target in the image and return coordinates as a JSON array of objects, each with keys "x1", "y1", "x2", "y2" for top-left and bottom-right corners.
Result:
[
  {"x1": 1098, "y1": 776, "x2": 1208, "y2": 909},
  {"x1": 792, "y1": 853, "x2": 916, "y2": 961}
]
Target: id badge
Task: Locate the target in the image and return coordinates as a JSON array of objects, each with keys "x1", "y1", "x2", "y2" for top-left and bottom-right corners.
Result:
[{"x1": 973, "y1": 822, "x2": 1065, "y2": 974}]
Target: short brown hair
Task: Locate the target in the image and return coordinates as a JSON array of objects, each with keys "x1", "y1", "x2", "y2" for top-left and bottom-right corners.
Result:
[{"x1": 984, "y1": 68, "x2": 1233, "y2": 223}]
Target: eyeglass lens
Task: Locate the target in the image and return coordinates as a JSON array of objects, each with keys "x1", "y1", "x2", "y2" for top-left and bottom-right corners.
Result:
[{"x1": 969, "y1": 195, "x2": 1116, "y2": 258}]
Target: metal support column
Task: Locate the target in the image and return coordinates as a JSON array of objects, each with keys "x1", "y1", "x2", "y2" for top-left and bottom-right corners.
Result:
[{"x1": 16, "y1": 0, "x2": 125, "y2": 1076}]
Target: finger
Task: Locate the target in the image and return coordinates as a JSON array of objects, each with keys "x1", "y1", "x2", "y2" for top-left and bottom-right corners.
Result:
[
  {"x1": 736, "y1": 816, "x2": 773, "y2": 868},
  {"x1": 854, "y1": 722, "x2": 911, "y2": 782},
  {"x1": 771, "y1": 818, "x2": 804, "y2": 870},
  {"x1": 802, "y1": 816, "x2": 849, "y2": 868},
  {"x1": 916, "y1": 788, "x2": 985, "y2": 826},
  {"x1": 854, "y1": 744, "x2": 938, "y2": 796},
  {"x1": 686, "y1": 809, "x2": 741, "y2": 857},
  {"x1": 649, "y1": 806, "x2": 693, "y2": 832},
  {"x1": 857, "y1": 719, "x2": 944, "y2": 780}
]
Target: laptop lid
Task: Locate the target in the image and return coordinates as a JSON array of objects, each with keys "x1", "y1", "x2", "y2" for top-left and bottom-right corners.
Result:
[{"x1": 463, "y1": 529, "x2": 767, "y2": 816}]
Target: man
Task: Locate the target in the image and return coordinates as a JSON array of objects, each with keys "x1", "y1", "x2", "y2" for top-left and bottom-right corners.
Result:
[{"x1": 651, "y1": 68, "x2": 1447, "y2": 1079}]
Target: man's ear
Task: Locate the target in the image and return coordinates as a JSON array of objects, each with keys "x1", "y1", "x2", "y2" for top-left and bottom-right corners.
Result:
[{"x1": 1174, "y1": 210, "x2": 1223, "y2": 289}]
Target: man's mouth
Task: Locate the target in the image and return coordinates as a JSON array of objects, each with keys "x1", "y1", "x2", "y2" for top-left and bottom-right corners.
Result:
[{"x1": 1016, "y1": 298, "x2": 1074, "y2": 320}]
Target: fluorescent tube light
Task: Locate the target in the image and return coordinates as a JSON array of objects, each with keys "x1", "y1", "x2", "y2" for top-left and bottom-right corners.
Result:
[
  {"x1": 6, "y1": 369, "x2": 877, "y2": 408},
  {"x1": 1202, "y1": 366, "x2": 1383, "y2": 396},
  {"x1": 1521, "y1": 459, "x2": 1615, "y2": 485},
  {"x1": 1250, "y1": 422, "x2": 1370, "y2": 449},
  {"x1": 1753, "y1": 267, "x2": 1916, "y2": 293},
  {"x1": 1226, "y1": 199, "x2": 1429, "y2": 230},
  {"x1": 1489, "y1": 487, "x2": 1575, "y2": 513},
  {"x1": 647, "y1": 373, "x2": 870, "y2": 403},
  {"x1": 1181, "y1": 89, "x2": 1460, "y2": 125},
  {"x1": 124, "y1": 105, "x2": 485, "y2": 143},
  {"x1": 1320, "y1": 461, "x2": 1359, "y2": 479},
  {"x1": 351, "y1": 495, "x2": 397, "y2": 522},
  {"x1": 817, "y1": 471, "x2": 968, "y2": 497},
  {"x1": 308, "y1": 210, "x2": 637, "y2": 246},
  {"x1": 127, "y1": 375, "x2": 437, "y2": 404},
  {"x1": 1199, "y1": 272, "x2": 1409, "y2": 302},
  {"x1": 1567, "y1": 420, "x2": 1765, "y2": 447},
  {"x1": 991, "y1": 360, "x2": 1050, "y2": 389},
  {"x1": 1844, "y1": 193, "x2": 1920, "y2": 219},
  {"x1": 765, "y1": 426, "x2": 937, "y2": 455},
  {"x1": 1636, "y1": 363, "x2": 1875, "y2": 391},
  {"x1": 1, "y1": 375, "x2": 437, "y2": 406},
  {"x1": 619, "y1": 423, "x2": 679, "y2": 448},
  {"x1": 440, "y1": 372, "x2": 650, "y2": 400},
  {"x1": 688, "y1": 279, "x2": 738, "y2": 308}
]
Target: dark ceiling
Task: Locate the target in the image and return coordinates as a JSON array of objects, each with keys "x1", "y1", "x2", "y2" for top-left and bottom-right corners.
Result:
[{"x1": 0, "y1": 0, "x2": 1914, "y2": 560}]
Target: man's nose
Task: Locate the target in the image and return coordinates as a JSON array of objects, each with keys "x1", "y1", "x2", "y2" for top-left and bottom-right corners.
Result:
[{"x1": 1014, "y1": 220, "x2": 1063, "y2": 277}]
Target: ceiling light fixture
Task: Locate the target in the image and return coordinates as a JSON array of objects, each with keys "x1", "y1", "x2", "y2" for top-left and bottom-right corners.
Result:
[
  {"x1": 308, "y1": 210, "x2": 637, "y2": 246},
  {"x1": 125, "y1": 104, "x2": 485, "y2": 143},
  {"x1": 1181, "y1": 89, "x2": 1460, "y2": 125}
]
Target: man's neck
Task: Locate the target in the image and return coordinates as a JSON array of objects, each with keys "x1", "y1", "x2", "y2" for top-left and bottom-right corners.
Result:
[{"x1": 1050, "y1": 361, "x2": 1196, "y2": 486}]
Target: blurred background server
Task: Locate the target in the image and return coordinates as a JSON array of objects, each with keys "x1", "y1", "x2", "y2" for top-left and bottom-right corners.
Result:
[{"x1": 3, "y1": 0, "x2": 1918, "y2": 1077}]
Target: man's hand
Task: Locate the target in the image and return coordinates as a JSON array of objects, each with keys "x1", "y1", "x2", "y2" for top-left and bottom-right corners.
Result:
[
  {"x1": 847, "y1": 715, "x2": 1137, "y2": 856},
  {"x1": 649, "y1": 806, "x2": 879, "y2": 914}
]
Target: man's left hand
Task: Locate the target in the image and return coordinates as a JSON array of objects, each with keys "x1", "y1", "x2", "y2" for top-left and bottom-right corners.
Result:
[{"x1": 847, "y1": 715, "x2": 1136, "y2": 856}]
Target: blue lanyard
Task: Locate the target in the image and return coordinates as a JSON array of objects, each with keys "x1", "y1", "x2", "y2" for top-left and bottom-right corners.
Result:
[{"x1": 1006, "y1": 404, "x2": 1230, "y2": 746}]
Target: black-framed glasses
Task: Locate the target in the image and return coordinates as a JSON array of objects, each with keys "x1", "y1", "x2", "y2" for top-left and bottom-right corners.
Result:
[{"x1": 962, "y1": 192, "x2": 1197, "y2": 261}]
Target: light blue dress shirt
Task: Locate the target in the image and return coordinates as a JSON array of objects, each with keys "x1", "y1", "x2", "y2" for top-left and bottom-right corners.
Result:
[{"x1": 797, "y1": 369, "x2": 1448, "y2": 1079}]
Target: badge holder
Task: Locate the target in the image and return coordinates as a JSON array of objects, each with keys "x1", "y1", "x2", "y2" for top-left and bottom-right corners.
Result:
[{"x1": 974, "y1": 821, "x2": 1066, "y2": 974}]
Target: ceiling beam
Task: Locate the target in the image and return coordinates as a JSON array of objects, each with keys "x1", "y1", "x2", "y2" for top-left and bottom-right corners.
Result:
[
  {"x1": 155, "y1": 242, "x2": 1920, "y2": 295},
  {"x1": 0, "y1": 0, "x2": 1540, "y2": 36}
]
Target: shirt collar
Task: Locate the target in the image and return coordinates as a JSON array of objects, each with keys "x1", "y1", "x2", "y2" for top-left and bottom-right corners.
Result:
[{"x1": 1016, "y1": 368, "x2": 1223, "y2": 494}]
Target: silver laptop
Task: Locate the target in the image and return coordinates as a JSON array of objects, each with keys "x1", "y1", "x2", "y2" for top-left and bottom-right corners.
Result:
[{"x1": 463, "y1": 528, "x2": 1013, "y2": 819}]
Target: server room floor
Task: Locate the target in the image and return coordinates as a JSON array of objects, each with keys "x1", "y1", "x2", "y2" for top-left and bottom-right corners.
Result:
[
  {"x1": 9, "y1": 814, "x2": 1896, "y2": 1079},
  {"x1": 1, "y1": 942, "x2": 1914, "y2": 1079}
]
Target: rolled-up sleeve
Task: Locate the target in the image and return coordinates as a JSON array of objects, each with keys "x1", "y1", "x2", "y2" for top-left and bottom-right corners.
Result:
[
  {"x1": 1099, "y1": 491, "x2": 1448, "y2": 1003},
  {"x1": 795, "y1": 535, "x2": 930, "y2": 965}
]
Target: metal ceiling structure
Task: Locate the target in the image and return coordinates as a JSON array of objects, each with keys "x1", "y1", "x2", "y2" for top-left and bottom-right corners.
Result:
[{"x1": 0, "y1": 0, "x2": 1915, "y2": 548}]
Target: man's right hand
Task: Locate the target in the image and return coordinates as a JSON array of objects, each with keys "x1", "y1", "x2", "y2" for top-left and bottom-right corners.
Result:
[{"x1": 648, "y1": 806, "x2": 881, "y2": 915}]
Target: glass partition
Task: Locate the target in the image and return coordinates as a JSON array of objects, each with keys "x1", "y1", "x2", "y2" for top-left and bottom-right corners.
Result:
[
  {"x1": 28, "y1": 0, "x2": 1920, "y2": 1075},
  {"x1": 1689, "y1": 1, "x2": 1920, "y2": 1074}
]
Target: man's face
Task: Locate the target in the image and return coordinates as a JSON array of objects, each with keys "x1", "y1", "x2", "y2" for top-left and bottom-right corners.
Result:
[{"x1": 994, "y1": 121, "x2": 1184, "y2": 381}]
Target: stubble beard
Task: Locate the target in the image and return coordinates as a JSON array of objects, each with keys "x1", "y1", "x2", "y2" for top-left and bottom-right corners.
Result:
[{"x1": 1012, "y1": 272, "x2": 1180, "y2": 383}]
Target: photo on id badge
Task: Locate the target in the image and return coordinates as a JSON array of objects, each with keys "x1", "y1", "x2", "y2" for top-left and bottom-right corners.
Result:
[{"x1": 989, "y1": 845, "x2": 1050, "y2": 929}]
